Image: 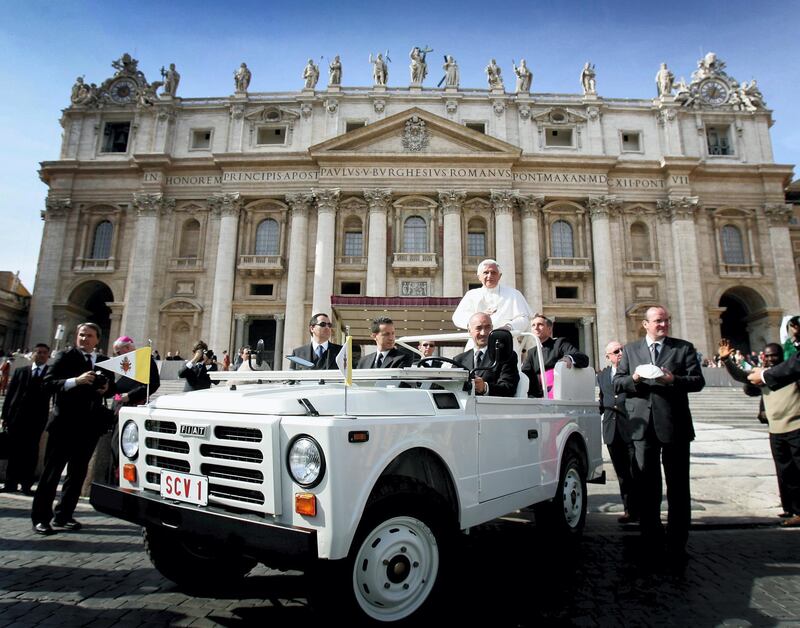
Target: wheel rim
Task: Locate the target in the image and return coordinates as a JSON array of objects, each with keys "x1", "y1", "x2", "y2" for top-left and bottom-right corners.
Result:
[
  {"x1": 352, "y1": 515, "x2": 439, "y2": 621},
  {"x1": 562, "y1": 466, "x2": 584, "y2": 528}
]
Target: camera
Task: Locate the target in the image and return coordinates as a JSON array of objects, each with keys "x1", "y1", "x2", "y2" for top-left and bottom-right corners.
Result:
[{"x1": 92, "y1": 370, "x2": 108, "y2": 389}]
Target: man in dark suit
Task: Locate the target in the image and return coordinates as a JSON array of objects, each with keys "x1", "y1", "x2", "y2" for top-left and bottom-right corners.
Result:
[
  {"x1": 356, "y1": 317, "x2": 414, "y2": 369},
  {"x1": 178, "y1": 341, "x2": 216, "y2": 391},
  {"x1": 32, "y1": 323, "x2": 115, "y2": 535},
  {"x1": 1, "y1": 343, "x2": 52, "y2": 495},
  {"x1": 453, "y1": 313, "x2": 520, "y2": 397},
  {"x1": 613, "y1": 306, "x2": 705, "y2": 551},
  {"x1": 598, "y1": 340, "x2": 638, "y2": 524},
  {"x1": 290, "y1": 313, "x2": 343, "y2": 370},
  {"x1": 522, "y1": 313, "x2": 589, "y2": 397}
]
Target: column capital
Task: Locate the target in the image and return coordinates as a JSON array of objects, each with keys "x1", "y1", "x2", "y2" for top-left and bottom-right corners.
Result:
[
  {"x1": 587, "y1": 195, "x2": 621, "y2": 219},
  {"x1": 234, "y1": 313, "x2": 250, "y2": 323},
  {"x1": 364, "y1": 188, "x2": 393, "y2": 212},
  {"x1": 285, "y1": 192, "x2": 314, "y2": 216},
  {"x1": 438, "y1": 190, "x2": 466, "y2": 215},
  {"x1": 273, "y1": 313, "x2": 285, "y2": 321},
  {"x1": 313, "y1": 188, "x2": 340, "y2": 214},
  {"x1": 208, "y1": 192, "x2": 242, "y2": 217},
  {"x1": 133, "y1": 192, "x2": 175, "y2": 217},
  {"x1": 43, "y1": 197, "x2": 72, "y2": 219},
  {"x1": 764, "y1": 203, "x2": 793, "y2": 226},
  {"x1": 656, "y1": 196, "x2": 699, "y2": 222},
  {"x1": 579, "y1": 316, "x2": 595, "y2": 326},
  {"x1": 518, "y1": 194, "x2": 546, "y2": 217},
  {"x1": 490, "y1": 189, "x2": 518, "y2": 215}
]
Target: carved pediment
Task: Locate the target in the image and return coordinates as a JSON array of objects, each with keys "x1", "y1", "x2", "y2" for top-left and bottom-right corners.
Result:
[
  {"x1": 309, "y1": 107, "x2": 522, "y2": 158},
  {"x1": 245, "y1": 106, "x2": 301, "y2": 123},
  {"x1": 531, "y1": 107, "x2": 588, "y2": 125}
]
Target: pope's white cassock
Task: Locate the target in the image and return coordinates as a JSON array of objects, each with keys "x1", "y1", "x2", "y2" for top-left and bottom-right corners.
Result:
[{"x1": 452, "y1": 285, "x2": 532, "y2": 350}]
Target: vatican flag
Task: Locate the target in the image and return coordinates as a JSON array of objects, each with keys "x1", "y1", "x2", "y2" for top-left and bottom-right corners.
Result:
[
  {"x1": 335, "y1": 336, "x2": 352, "y2": 386},
  {"x1": 96, "y1": 347, "x2": 151, "y2": 384}
]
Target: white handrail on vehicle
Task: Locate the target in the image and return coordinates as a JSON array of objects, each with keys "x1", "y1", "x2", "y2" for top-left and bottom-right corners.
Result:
[{"x1": 209, "y1": 368, "x2": 470, "y2": 383}]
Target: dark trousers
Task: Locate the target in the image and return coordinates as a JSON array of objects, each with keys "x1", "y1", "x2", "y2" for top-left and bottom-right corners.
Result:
[
  {"x1": 4, "y1": 424, "x2": 45, "y2": 491},
  {"x1": 770, "y1": 428, "x2": 800, "y2": 515},
  {"x1": 633, "y1": 422, "x2": 691, "y2": 547},
  {"x1": 31, "y1": 429, "x2": 100, "y2": 524},
  {"x1": 607, "y1": 434, "x2": 638, "y2": 517}
]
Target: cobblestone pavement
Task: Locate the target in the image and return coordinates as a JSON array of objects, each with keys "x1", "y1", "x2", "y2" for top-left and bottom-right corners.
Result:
[{"x1": 1, "y1": 492, "x2": 799, "y2": 627}]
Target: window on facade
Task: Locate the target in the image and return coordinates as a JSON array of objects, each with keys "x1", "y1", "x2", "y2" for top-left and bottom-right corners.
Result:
[
  {"x1": 90, "y1": 221, "x2": 113, "y2": 259},
  {"x1": 101, "y1": 122, "x2": 131, "y2": 153},
  {"x1": 179, "y1": 219, "x2": 201, "y2": 258},
  {"x1": 630, "y1": 222, "x2": 651, "y2": 260},
  {"x1": 250, "y1": 283, "x2": 274, "y2": 296},
  {"x1": 191, "y1": 129, "x2": 212, "y2": 149},
  {"x1": 721, "y1": 225, "x2": 746, "y2": 264},
  {"x1": 707, "y1": 125, "x2": 732, "y2": 155},
  {"x1": 466, "y1": 218, "x2": 487, "y2": 258},
  {"x1": 340, "y1": 281, "x2": 361, "y2": 295},
  {"x1": 343, "y1": 217, "x2": 363, "y2": 256},
  {"x1": 545, "y1": 128, "x2": 573, "y2": 147},
  {"x1": 255, "y1": 218, "x2": 280, "y2": 255},
  {"x1": 403, "y1": 216, "x2": 427, "y2": 253},
  {"x1": 551, "y1": 220, "x2": 574, "y2": 257},
  {"x1": 465, "y1": 122, "x2": 486, "y2": 134},
  {"x1": 555, "y1": 286, "x2": 579, "y2": 299},
  {"x1": 621, "y1": 132, "x2": 641, "y2": 152},
  {"x1": 256, "y1": 126, "x2": 287, "y2": 145},
  {"x1": 346, "y1": 121, "x2": 366, "y2": 133}
]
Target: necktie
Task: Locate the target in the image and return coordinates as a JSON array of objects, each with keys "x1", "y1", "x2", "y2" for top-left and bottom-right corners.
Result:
[
  {"x1": 375, "y1": 353, "x2": 384, "y2": 368},
  {"x1": 33, "y1": 367, "x2": 41, "y2": 379},
  {"x1": 475, "y1": 351, "x2": 484, "y2": 369},
  {"x1": 651, "y1": 343, "x2": 660, "y2": 364},
  {"x1": 85, "y1": 353, "x2": 94, "y2": 370},
  {"x1": 315, "y1": 346, "x2": 324, "y2": 363}
]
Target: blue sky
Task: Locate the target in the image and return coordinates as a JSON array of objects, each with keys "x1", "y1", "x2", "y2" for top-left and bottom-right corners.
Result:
[{"x1": 1, "y1": 0, "x2": 798, "y2": 290}]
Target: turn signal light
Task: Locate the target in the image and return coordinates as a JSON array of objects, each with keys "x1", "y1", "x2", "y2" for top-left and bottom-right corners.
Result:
[
  {"x1": 122, "y1": 464, "x2": 137, "y2": 483},
  {"x1": 295, "y1": 492, "x2": 317, "y2": 516}
]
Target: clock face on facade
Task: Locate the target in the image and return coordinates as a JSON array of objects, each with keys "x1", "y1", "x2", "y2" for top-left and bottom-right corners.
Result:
[
  {"x1": 699, "y1": 79, "x2": 729, "y2": 106},
  {"x1": 109, "y1": 78, "x2": 137, "y2": 104}
]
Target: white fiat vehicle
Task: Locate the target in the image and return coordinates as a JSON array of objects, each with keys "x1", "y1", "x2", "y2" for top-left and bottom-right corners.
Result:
[{"x1": 91, "y1": 330, "x2": 603, "y2": 623}]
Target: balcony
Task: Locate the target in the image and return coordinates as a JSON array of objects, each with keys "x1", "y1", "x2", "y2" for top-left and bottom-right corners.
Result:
[
  {"x1": 238, "y1": 254, "x2": 285, "y2": 277},
  {"x1": 74, "y1": 257, "x2": 114, "y2": 273},
  {"x1": 544, "y1": 257, "x2": 591, "y2": 278},
  {"x1": 719, "y1": 262, "x2": 761, "y2": 278},
  {"x1": 169, "y1": 257, "x2": 204, "y2": 272},
  {"x1": 625, "y1": 260, "x2": 661, "y2": 275},
  {"x1": 336, "y1": 255, "x2": 368, "y2": 267},
  {"x1": 392, "y1": 252, "x2": 438, "y2": 276}
]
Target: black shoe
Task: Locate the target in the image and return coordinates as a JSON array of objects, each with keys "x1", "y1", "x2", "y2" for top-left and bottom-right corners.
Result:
[
  {"x1": 33, "y1": 522, "x2": 56, "y2": 536},
  {"x1": 52, "y1": 518, "x2": 82, "y2": 531}
]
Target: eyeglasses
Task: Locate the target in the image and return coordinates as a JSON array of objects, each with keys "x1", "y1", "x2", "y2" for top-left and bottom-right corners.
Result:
[
  {"x1": 314, "y1": 322, "x2": 333, "y2": 328},
  {"x1": 607, "y1": 348, "x2": 622, "y2": 355},
  {"x1": 421, "y1": 343, "x2": 435, "y2": 348}
]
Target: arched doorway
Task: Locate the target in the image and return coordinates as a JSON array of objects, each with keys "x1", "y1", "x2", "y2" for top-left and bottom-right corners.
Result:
[
  {"x1": 67, "y1": 281, "x2": 113, "y2": 352},
  {"x1": 719, "y1": 287, "x2": 768, "y2": 355}
]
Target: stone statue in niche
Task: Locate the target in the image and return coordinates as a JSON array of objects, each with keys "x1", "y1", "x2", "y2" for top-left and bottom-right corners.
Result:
[
  {"x1": 580, "y1": 62, "x2": 597, "y2": 95},
  {"x1": 485, "y1": 58, "x2": 503, "y2": 89},
  {"x1": 234, "y1": 62, "x2": 251, "y2": 93},
  {"x1": 655, "y1": 62, "x2": 674, "y2": 96},
  {"x1": 161, "y1": 63, "x2": 180, "y2": 97},
  {"x1": 303, "y1": 59, "x2": 320, "y2": 89},
  {"x1": 328, "y1": 55, "x2": 342, "y2": 86},
  {"x1": 513, "y1": 59, "x2": 532, "y2": 93}
]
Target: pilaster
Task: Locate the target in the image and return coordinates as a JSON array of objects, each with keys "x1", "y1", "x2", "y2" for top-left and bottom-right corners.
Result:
[
  {"x1": 438, "y1": 190, "x2": 466, "y2": 297},
  {"x1": 312, "y1": 188, "x2": 340, "y2": 315},
  {"x1": 519, "y1": 195, "x2": 545, "y2": 313},
  {"x1": 282, "y1": 192, "x2": 313, "y2": 365},
  {"x1": 207, "y1": 193, "x2": 242, "y2": 353},
  {"x1": 490, "y1": 190, "x2": 518, "y2": 288},
  {"x1": 364, "y1": 188, "x2": 392, "y2": 296}
]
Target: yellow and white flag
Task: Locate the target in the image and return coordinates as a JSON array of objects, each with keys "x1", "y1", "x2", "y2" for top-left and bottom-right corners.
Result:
[
  {"x1": 335, "y1": 336, "x2": 352, "y2": 386},
  {"x1": 96, "y1": 347, "x2": 151, "y2": 384}
]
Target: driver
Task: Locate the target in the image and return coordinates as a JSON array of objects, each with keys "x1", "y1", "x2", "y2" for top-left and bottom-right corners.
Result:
[{"x1": 453, "y1": 313, "x2": 520, "y2": 397}]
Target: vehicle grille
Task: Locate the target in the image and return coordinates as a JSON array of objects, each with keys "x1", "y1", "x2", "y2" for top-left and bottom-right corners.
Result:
[{"x1": 138, "y1": 414, "x2": 276, "y2": 515}]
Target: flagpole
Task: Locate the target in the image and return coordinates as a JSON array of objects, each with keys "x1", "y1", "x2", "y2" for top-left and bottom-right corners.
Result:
[
  {"x1": 146, "y1": 338, "x2": 152, "y2": 404},
  {"x1": 344, "y1": 325, "x2": 350, "y2": 416}
]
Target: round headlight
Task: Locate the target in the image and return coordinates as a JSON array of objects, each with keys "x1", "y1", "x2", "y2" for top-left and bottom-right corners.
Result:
[
  {"x1": 287, "y1": 436, "x2": 325, "y2": 488},
  {"x1": 120, "y1": 420, "x2": 139, "y2": 459}
]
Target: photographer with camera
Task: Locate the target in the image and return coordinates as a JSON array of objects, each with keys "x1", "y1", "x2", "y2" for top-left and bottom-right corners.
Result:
[
  {"x1": 32, "y1": 322, "x2": 115, "y2": 535},
  {"x1": 178, "y1": 340, "x2": 218, "y2": 391}
]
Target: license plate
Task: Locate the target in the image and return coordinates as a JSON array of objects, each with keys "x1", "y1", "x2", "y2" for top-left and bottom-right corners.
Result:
[{"x1": 160, "y1": 470, "x2": 208, "y2": 506}]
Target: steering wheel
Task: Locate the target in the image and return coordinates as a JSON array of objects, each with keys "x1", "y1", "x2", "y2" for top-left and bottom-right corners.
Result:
[{"x1": 417, "y1": 356, "x2": 471, "y2": 371}]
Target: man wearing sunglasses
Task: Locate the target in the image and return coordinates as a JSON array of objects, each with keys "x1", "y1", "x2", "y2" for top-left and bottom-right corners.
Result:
[
  {"x1": 414, "y1": 340, "x2": 443, "y2": 368},
  {"x1": 289, "y1": 313, "x2": 343, "y2": 370},
  {"x1": 598, "y1": 340, "x2": 638, "y2": 524}
]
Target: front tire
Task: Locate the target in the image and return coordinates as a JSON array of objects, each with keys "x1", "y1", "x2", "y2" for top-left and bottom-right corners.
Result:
[{"x1": 534, "y1": 445, "x2": 587, "y2": 536}]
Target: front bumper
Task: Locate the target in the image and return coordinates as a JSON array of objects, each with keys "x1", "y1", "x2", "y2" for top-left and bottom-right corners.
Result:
[{"x1": 90, "y1": 483, "x2": 318, "y2": 566}]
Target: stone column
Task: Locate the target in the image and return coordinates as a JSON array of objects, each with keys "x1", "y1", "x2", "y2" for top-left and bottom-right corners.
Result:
[
  {"x1": 438, "y1": 190, "x2": 466, "y2": 296},
  {"x1": 27, "y1": 198, "x2": 71, "y2": 346},
  {"x1": 207, "y1": 193, "x2": 242, "y2": 354},
  {"x1": 764, "y1": 203, "x2": 800, "y2": 315},
  {"x1": 519, "y1": 195, "x2": 545, "y2": 313},
  {"x1": 282, "y1": 193, "x2": 313, "y2": 365},
  {"x1": 312, "y1": 188, "x2": 340, "y2": 314},
  {"x1": 364, "y1": 189, "x2": 392, "y2": 296},
  {"x1": 120, "y1": 193, "x2": 174, "y2": 344},
  {"x1": 273, "y1": 313, "x2": 285, "y2": 370},
  {"x1": 580, "y1": 316, "x2": 595, "y2": 367},
  {"x1": 490, "y1": 190, "x2": 518, "y2": 288},
  {"x1": 234, "y1": 313, "x2": 249, "y2": 354},
  {"x1": 657, "y1": 197, "x2": 709, "y2": 355},
  {"x1": 588, "y1": 196, "x2": 621, "y2": 354}
]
